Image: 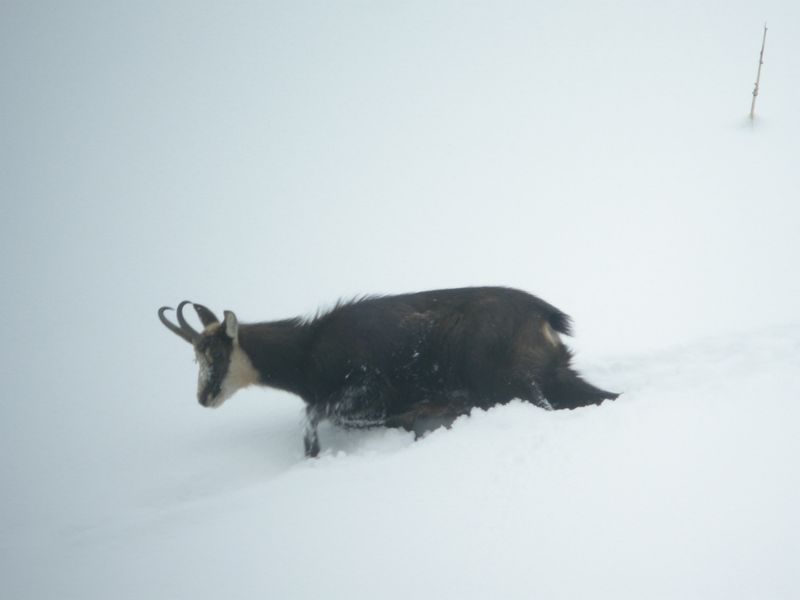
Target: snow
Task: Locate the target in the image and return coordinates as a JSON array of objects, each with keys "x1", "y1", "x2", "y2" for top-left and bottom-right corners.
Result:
[
  {"x1": 2, "y1": 1, "x2": 799, "y2": 598},
  {"x1": 6, "y1": 328, "x2": 800, "y2": 599}
]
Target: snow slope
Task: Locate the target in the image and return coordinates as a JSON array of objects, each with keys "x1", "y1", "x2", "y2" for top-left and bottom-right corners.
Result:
[
  {"x1": 2, "y1": 1, "x2": 799, "y2": 598},
  {"x1": 5, "y1": 326, "x2": 800, "y2": 599}
]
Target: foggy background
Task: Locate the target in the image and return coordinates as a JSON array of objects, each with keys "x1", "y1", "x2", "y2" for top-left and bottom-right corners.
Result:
[{"x1": 2, "y1": 1, "x2": 799, "y2": 598}]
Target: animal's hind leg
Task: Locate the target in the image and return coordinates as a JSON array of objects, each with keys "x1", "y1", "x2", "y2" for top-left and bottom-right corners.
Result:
[
  {"x1": 512, "y1": 379, "x2": 554, "y2": 411},
  {"x1": 542, "y1": 366, "x2": 620, "y2": 409}
]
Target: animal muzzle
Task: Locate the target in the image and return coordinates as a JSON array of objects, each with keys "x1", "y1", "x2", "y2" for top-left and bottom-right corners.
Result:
[{"x1": 197, "y1": 372, "x2": 224, "y2": 408}]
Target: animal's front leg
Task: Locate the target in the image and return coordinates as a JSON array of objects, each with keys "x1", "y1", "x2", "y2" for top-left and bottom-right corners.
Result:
[{"x1": 303, "y1": 406, "x2": 321, "y2": 458}]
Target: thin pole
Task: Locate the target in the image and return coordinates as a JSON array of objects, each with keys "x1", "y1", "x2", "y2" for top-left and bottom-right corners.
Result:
[{"x1": 749, "y1": 23, "x2": 768, "y2": 119}]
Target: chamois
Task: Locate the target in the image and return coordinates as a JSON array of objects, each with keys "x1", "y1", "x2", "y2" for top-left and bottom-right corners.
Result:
[{"x1": 158, "y1": 287, "x2": 618, "y2": 456}]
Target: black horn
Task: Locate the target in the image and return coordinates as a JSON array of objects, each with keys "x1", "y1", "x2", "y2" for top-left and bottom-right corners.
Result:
[
  {"x1": 175, "y1": 300, "x2": 201, "y2": 343},
  {"x1": 158, "y1": 305, "x2": 197, "y2": 344},
  {"x1": 194, "y1": 303, "x2": 220, "y2": 328}
]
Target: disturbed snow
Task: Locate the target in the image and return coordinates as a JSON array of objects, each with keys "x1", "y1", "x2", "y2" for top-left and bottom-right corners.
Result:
[{"x1": 6, "y1": 325, "x2": 799, "y2": 600}]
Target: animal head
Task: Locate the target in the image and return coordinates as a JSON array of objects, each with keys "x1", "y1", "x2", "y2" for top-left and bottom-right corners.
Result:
[{"x1": 158, "y1": 301, "x2": 254, "y2": 408}]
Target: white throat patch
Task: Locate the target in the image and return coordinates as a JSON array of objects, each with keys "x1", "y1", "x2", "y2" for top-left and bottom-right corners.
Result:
[{"x1": 217, "y1": 340, "x2": 260, "y2": 406}]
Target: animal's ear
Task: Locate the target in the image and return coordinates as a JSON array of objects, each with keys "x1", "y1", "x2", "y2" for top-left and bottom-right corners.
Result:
[{"x1": 223, "y1": 311, "x2": 238, "y2": 339}]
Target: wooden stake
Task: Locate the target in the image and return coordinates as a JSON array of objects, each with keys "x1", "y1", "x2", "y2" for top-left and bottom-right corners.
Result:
[{"x1": 749, "y1": 23, "x2": 768, "y2": 120}]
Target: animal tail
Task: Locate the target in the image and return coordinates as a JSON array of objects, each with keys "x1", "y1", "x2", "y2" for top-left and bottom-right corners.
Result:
[
  {"x1": 547, "y1": 310, "x2": 573, "y2": 336},
  {"x1": 542, "y1": 366, "x2": 619, "y2": 410}
]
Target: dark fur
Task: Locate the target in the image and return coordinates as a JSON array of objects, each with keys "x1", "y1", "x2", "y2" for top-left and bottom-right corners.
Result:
[{"x1": 229, "y1": 287, "x2": 618, "y2": 456}]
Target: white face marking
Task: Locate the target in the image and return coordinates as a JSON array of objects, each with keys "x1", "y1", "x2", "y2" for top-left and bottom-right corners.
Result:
[
  {"x1": 214, "y1": 340, "x2": 260, "y2": 407},
  {"x1": 195, "y1": 321, "x2": 260, "y2": 408},
  {"x1": 203, "y1": 322, "x2": 222, "y2": 334}
]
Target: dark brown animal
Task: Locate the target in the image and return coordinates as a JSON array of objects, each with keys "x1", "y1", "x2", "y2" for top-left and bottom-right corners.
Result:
[{"x1": 158, "y1": 287, "x2": 618, "y2": 456}]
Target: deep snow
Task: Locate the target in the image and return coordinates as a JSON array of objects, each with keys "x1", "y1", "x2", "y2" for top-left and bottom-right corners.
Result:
[
  {"x1": 2, "y1": 1, "x2": 799, "y2": 598},
  {"x1": 6, "y1": 326, "x2": 800, "y2": 599}
]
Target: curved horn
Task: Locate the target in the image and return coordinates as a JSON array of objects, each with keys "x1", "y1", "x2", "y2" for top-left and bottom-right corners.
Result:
[
  {"x1": 175, "y1": 300, "x2": 201, "y2": 343},
  {"x1": 158, "y1": 306, "x2": 195, "y2": 344},
  {"x1": 193, "y1": 303, "x2": 220, "y2": 328}
]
